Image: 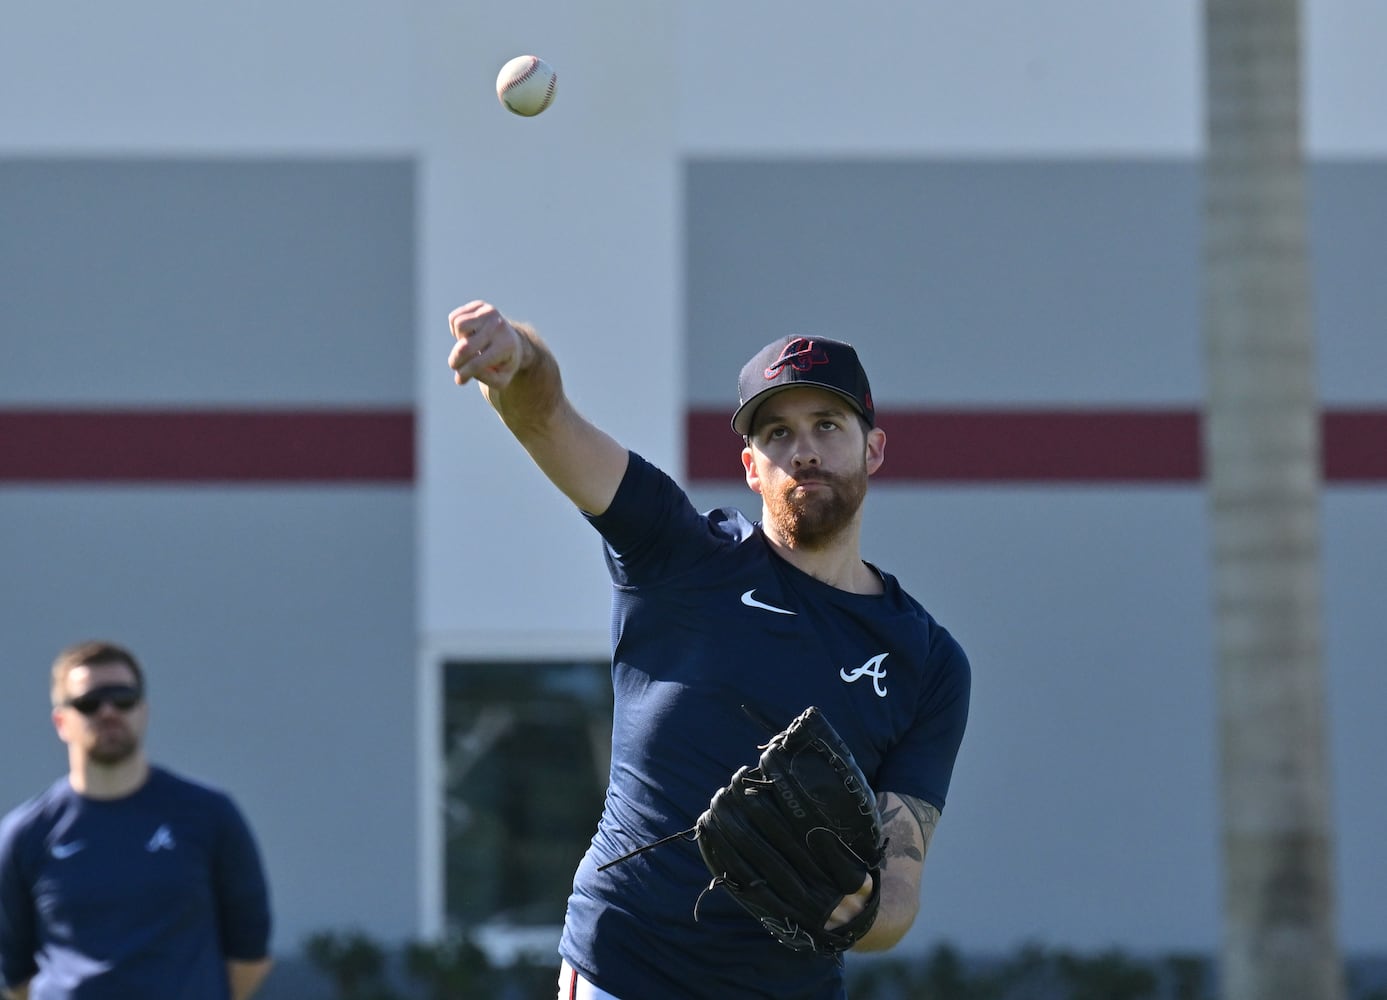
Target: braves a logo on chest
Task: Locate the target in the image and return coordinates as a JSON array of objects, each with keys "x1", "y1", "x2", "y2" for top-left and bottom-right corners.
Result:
[
  {"x1": 840, "y1": 653, "x2": 889, "y2": 697},
  {"x1": 145, "y1": 824, "x2": 177, "y2": 853}
]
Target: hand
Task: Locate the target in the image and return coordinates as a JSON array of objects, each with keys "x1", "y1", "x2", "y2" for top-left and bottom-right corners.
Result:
[
  {"x1": 825, "y1": 872, "x2": 875, "y2": 931},
  {"x1": 447, "y1": 300, "x2": 527, "y2": 388}
]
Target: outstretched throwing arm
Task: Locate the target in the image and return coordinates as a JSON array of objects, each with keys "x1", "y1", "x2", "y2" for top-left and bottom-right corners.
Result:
[{"x1": 448, "y1": 300, "x2": 630, "y2": 516}]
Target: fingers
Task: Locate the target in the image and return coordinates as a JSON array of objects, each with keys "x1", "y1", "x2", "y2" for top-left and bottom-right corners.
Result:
[
  {"x1": 825, "y1": 872, "x2": 874, "y2": 930},
  {"x1": 447, "y1": 340, "x2": 483, "y2": 386},
  {"x1": 447, "y1": 301, "x2": 493, "y2": 386},
  {"x1": 447, "y1": 301, "x2": 519, "y2": 387},
  {"x1": 447, "y1": 300, "x2": 493, "y2": 341}
]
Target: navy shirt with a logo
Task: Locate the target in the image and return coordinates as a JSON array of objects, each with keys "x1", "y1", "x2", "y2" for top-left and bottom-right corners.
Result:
[
  {"x1": 0, "y1": 767, "x2": 271, "y2": 1000},
  {"x1": 559, "y1": 452, "x2": 971, "y2": 1000}
]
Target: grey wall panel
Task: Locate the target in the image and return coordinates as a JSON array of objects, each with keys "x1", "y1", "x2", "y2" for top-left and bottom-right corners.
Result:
[
  {"x1": 1311, "y1": 163, "x2": 1387, "y2": 401},
  {"x1": 863, "y1": 486, "x2": 1221, "y2": 951},
  {"x1": 1320, "y1": 490, "x2": 1387, "y2": 950},
  {"x1": 686, "y1": 159, "x2": 1387, "y2": 410},
  {"x1": 685, "y1": 159, "x2": 1203, "y2": 408},
  {"x1": 0, "y1": 158, "x2": 414, "y2": 405}
]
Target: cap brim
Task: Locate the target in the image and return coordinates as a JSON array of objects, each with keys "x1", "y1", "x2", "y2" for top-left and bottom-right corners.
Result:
[{"x1": 731, "y1": 383, "x2": 868, "y2": 436}]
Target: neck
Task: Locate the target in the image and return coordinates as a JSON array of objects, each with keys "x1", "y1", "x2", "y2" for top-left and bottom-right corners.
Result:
[
  {"x1": 761, "y1": 519, "x2": 882, "y2": 595},
  {"x1": 69, "y1": 753, "x2": 150, "y2": 800}
]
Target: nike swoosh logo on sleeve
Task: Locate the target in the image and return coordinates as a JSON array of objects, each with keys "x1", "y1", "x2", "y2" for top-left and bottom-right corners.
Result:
[
  {"x1": 741, "y1": 590, "x2": 797, "y2": 616},
  {"x1": 51, "y1": 841, "x2": 86, "y2": 859}
]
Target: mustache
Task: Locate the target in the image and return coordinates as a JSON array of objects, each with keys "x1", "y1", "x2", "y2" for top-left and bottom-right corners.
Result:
[{"x1": 778, "y1": 472, "x2": 841, "y2": 508}]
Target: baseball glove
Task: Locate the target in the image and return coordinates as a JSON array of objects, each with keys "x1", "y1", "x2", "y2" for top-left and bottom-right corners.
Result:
[{"x1": 693, "y1": 705, "x2": 886, "y2": 957}]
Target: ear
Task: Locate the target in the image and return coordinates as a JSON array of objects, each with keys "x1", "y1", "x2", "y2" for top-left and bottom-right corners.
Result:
[
  {"x1": 52, "y1": 706, "x2": 71, "y2": 743},
  {"x1": 742, "y1": 443, "x2": 763, "y2": 494},
  {"x1": 865, "y1": 427, "x2": 886, "y2": 476}
]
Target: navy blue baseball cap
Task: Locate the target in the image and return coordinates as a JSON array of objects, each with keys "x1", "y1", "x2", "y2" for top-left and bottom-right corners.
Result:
[{"x1": 731, "y1": 335, "x2": 875, "y2": 436}]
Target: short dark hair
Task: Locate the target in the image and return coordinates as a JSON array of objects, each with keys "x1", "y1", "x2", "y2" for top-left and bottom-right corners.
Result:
[{"x1": 51, "y1": 640, "x2": 145, "y2": 706}]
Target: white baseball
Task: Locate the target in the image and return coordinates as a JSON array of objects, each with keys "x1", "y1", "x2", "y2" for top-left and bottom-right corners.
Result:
[{"x1": 495, "y1": 55, "x2": 557, "y2": 117}]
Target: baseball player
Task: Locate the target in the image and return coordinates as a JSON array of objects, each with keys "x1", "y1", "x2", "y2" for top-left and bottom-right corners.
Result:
[{"x1": 447, "y1": 301, "x2": 970, "y2": 1000}]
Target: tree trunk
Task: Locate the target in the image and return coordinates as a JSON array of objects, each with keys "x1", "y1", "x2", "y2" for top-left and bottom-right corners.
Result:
[{"x1": 1201, "y1": 2, "x2": 1343, "y2": 998}]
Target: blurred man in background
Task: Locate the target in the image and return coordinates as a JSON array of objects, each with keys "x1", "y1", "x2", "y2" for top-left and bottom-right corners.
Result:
[{"x1": 0, "y1": 641, "x2": 273, "y2": 1000}]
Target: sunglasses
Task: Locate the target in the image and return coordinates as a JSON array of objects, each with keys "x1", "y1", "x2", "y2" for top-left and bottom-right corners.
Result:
[{"x1": 64, "y1": 685, "x2": 143, "y2": 716}]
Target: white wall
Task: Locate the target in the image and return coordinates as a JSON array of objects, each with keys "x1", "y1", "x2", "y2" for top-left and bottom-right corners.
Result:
[
  {"x1": 0, "y1": 1, "x2": 419, "y2": 152},
  {"x1": 676, "y1": 1, "x2": 1387, "y2": 157},
  {"x1": 416, "y1": 3, "x2": 682, "y2": 642}
]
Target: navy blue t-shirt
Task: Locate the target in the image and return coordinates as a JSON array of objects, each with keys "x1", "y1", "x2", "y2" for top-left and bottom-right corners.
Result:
[
  {"x1": 0, "y1": 766, "x2": 271, "y2": 1000},
  {"x1": 558, "y1": 453, "x2": 971, "y2": 1000}
]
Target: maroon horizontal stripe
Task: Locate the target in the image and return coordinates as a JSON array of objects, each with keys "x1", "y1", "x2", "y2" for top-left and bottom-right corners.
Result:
[
  {"x1": 3, "y1": 407, "x2": 1379, "y2": 485},
  {"x1": 686, "y1": 408, "x2": 1387, "y2": 484},
  {"x1": 0, "y1": 409, "x2": 414, "y2": 483},
  {"x1": 1323, "y1": 410, "x2": 1387, "y2": 482}
]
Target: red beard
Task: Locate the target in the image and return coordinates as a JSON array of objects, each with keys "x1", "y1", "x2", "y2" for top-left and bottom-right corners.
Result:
[{"x1": 764, "y1": 465, "x2": 868, "y2": 549}]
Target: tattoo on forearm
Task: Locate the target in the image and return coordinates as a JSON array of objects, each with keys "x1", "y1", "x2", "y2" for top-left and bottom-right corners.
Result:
[
  {"x1": 879, "y1": 795, "x2": 940, "y2": 866},
  {"x1": 903, "y1": 796, "x2": 941, "y2": 841}
]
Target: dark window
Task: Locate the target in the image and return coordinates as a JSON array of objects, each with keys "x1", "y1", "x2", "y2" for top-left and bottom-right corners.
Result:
[{"x1": 442, "y1": 660, "x2": 611, "y2": 931}]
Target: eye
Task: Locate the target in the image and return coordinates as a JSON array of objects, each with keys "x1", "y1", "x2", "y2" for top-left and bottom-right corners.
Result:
[
  {"x1": 766, "y1": 426, "x2": 789, "y2": 440},
  {"x1": 818, "y1": 419, "x2": 840, "y2": 431}
]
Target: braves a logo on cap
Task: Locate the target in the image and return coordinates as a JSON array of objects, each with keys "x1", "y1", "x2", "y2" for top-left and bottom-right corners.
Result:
[{"x1": 765, "y1": 338, "x2": 830, "y2": 380}]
